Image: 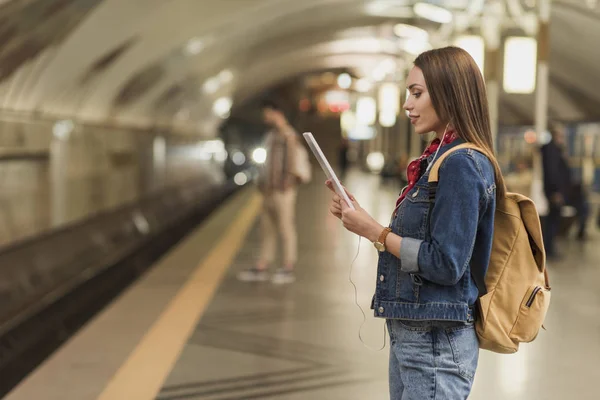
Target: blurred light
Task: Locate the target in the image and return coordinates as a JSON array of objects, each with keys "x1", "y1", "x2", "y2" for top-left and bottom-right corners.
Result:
[
  {"x1": 539, "y1": 130, "x2": 552, "y2": 145},
  {"x1": 587, "y1": 0, "x2": 597, "y2": 9},
  {"x1": 214, "y1": 150, "x2": 228, "y2": 162},
  {"x1": 524, "y1": 130, "x2": 537, "y2": 144},
  {"x1": 53, "y1": 120, "x2": 74, "y2": 140},
  {"x1": 356, "y1": 78, "x2": 373, "y2": 93},
  {"x1": 213, "y1": 97, "x2": 232, "y2": 119},
  {"x1": 379, "y1": 110, "x2": 397, "y2": 128},
  {"x1": 367, "y1": 152, "x2": 385, "y2": 172},
  {"x1": 234, "y1": 172, "x2": 248, "y2": 186},
  {"x1": 252, "y1": 147, "x2": 267, "y2": 164},
  {"x1": 219, "y1": 69, "x2": 234, "y2": 83},
  {"x1": 202, "y1": 140, "x2": 224, "y2": 153},
  {"x1": 372, "y1": 58, "x2": 397, "y2": 82},
  {"x1": 341, "y1": 110, "x2": 356, "y2": 131},
  {"x1": 232, "y1": 151, "x2": 246, "y2": 166},
  {"x1": 356, "y1": 96, "x2": 377, "y2": 125},
  {"x1": 393, "y1": 24, "x2": 429, "y2": 41},
  {"x1": 193, "y1": 148, "x2": 212, "y2": 161},
  {"x1": 454, "y1": 35, "x2": 485, "y2": 72},
  {"x1": 504, "y1": 37, "x2": 537, "y2": 94},
  {"x1": 202, "y1": 76, "x2": 220, "y2": 94},
  {"x1": 348, "y1": 125, "x2": 376, "y2": 140},
  {"x1": 414, "y1": 2, "x2": 453, "y2": 23},
  {"x1": 153, "y1": 136, "x2": 166, "y2": 166},
  {"x1": 365, "y1": 0, "x2": 413, "y2": 17},
  {"x1": 324, "y1": 38, "x2": 398, "y2": 54},
  {"x1": 378, "y1": 82, "x2": 400, "y2": 112},
  {"x1": 184, "y1": 37, "x2": 204, "y2": 55},
  {"x1": 325, "y1": 90, "x2": 350, "y2": 104},
  {"x1": 337, "y1": 73, "x2": 352, "y2": 89},
  {"x1": 401, "y1": 39, "x2": 432, "y2": 55}
]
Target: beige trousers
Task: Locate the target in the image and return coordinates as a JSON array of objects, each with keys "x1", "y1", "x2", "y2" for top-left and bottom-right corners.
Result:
[{"x1": 258, "y1": 188, "x2": 298, "y2": 266}]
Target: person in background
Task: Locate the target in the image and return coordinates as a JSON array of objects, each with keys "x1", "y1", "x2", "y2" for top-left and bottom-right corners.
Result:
[
  {"x1": 541, "y1": 124, "x2": 589, "y2": 258},
  {"x1": 237, "y1": 100, "x2": 299, "y2": 284}
]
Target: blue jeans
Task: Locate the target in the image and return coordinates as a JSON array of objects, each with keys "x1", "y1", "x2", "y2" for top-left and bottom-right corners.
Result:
[{"x1": 387, "y1": 319, "x2": 479, "y2": 400}]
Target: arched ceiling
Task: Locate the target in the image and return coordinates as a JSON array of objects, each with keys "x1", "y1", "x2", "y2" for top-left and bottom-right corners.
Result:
[{"x1": 0, "y1": 0, "x2": 599, "y2": 137}]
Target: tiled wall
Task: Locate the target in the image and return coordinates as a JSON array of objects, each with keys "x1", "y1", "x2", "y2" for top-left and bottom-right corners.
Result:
[{"x1": 0, "y1": 117, "x2": 224, "y2": 248}]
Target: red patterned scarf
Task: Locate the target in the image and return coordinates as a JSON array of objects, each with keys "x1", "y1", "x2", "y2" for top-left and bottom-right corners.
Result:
[{"x1": 395, "y1": 131, "x2": 458, "y2": 209}]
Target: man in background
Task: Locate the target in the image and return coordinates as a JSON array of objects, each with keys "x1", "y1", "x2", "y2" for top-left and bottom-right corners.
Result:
[
  {"x1": 541, "y1": 124, "x2": 589, "y2": 259},
  {"x1": 238, "y1": 100, "x2": 299, "y2": 284}
]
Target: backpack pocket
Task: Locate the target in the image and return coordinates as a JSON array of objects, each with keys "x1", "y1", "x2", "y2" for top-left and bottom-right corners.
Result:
[{"x1": 510, "y1": 285, "x2": 551, "y2": 343}]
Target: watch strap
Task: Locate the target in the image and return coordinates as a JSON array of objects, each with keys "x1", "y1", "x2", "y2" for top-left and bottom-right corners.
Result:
[{"x1": 378, "y1": 227, "x2": 392, "y2": 245}]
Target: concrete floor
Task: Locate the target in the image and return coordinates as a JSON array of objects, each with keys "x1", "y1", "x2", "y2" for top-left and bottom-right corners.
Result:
[{"x1": 6, "y1": 170, "x2": 600, "y2": 400}]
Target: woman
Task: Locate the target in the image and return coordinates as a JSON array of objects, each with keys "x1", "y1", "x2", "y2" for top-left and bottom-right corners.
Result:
[{"x1": 327, "y1": 47, "x2": 505, "y2": 399}]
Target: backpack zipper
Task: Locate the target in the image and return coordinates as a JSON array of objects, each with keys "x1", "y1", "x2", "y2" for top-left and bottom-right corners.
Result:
[{"x1": 526, "y1": 286, "x2": 542, "y2": 307}]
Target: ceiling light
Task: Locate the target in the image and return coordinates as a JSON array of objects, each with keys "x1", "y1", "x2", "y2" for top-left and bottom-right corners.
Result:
[
  {"x1": 401, "y1": 40, "x2": 432, "y2": 55},
  {"x1": 219, "y1": 69, "x2": 234, "y2": 83},
  {"x1": 454, "y1": 35, "x2": 485, "y2": 72},
  {"x1": 365, "y1": 0, "x2": 413, "y2": 17},
  {"x1": 184, "y1": 37, "x2": 204, "y2": 56},
  {"x1": 503, "y1": 37, "x2": 537, "y2": 94},
  {"x1": 53, "y1": 120, "x2": 74, "y2": 140},
  {"x1": 413, "y1": 2, "x2": 453, "y2": 24},
  {"x1": 337, "y1": 73, "x2": 352, "y2": 89},
  {"x1": 213, "y1": 97, "x2": 232, "y2": 119},
  {"x1": 393, "y1": 24, "x2": 429, "y2": 42},
  {"x1": 202, "y1": 76, "x2": 220, "y2": 94}
]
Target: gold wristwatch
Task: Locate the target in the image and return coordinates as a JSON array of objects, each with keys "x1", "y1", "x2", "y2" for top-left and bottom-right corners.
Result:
[{"x1": 373, "y1": 227, "x2": 392, "y2": 252}]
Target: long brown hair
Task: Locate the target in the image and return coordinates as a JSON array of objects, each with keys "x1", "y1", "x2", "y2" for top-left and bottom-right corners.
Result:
[{"x1": 414, "y1": 46, "x2": 506, "y2": 198}]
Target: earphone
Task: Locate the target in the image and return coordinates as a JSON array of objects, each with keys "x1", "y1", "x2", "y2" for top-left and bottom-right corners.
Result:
[{"x1": 349, "y1": 122, "x2": 452, "y2": 351}]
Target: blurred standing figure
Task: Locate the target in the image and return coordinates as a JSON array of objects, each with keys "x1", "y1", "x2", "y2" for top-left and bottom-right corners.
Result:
[
  {"x1": 540, "y1": 124, "x2": 589, "y2": 258},
  {"x1": 238, "y1": 100, "x2": 299, "y2": 284}
]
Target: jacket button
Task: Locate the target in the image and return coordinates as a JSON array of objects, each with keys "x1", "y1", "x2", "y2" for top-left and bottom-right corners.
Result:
[
  {"x1": 378, "y1": 307, "x2": 384, "y2": 314},
  {"x1": 379, "y1": 275, "x2": 384, "y2": 282}
]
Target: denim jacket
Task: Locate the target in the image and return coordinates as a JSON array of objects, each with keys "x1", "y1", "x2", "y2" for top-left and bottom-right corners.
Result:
[{"x1": 371, "y1": 139, "x2": 497, "y2": 322}]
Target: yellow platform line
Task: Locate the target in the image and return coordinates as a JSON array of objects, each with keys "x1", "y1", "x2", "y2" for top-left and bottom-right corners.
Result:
[{"x1": 97, "y1": 191, "x2": 261, "y2": 400}]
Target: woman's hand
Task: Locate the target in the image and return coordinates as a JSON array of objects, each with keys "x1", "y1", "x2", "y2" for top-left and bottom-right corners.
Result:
[
  {"x1": 325, "y1": 180, "x2": 384, "y2": 242},
  {"x1": 326, "y1": 180, "x2": 354, "y2": 219}
]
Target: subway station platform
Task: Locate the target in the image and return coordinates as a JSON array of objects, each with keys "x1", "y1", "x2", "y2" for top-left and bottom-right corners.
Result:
[{"x1": 5, "y1": 171, "x2": 600, "y2": 400}]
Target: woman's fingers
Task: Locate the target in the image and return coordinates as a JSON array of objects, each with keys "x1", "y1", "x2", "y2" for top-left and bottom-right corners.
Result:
[
  {"x1": 330, "y1": 200, "x2": 342, "y2": 218},
  {"x1": 325, "y1": 180, "x2": 356, "y2": 201}
]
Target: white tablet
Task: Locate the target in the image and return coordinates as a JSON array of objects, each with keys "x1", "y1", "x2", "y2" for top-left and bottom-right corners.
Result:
[{"x1": 302, "y1": 132, "x2": 355, "y2": 210}]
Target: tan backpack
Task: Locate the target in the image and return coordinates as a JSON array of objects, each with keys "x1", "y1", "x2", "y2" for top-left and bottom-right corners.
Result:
[{"x1": 428, "y1": 143, "x2": 551, "y2": 354}]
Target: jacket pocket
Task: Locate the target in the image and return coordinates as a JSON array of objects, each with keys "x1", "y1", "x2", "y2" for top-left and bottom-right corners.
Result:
[
  {"x1": 510, "y1": 285, "x2": 551, "y2": 342},
  {"x1": 398, "y1": 185, "x2": 430, "y2": 237}
]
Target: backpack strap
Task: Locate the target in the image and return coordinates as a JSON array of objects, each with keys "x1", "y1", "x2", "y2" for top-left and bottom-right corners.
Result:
[{"x1": 428, "y1": 143, "x2": 487, "y2": 184}]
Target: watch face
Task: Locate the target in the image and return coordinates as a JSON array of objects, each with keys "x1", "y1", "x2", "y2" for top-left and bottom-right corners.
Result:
[{"x1": 374, "y1": 242, "x2": 385, "y2": 252}]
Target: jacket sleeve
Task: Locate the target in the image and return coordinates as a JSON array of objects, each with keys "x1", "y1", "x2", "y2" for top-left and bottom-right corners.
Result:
[{"x1": 399, "y1": 152, "x2": 489, "y2": 285}]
